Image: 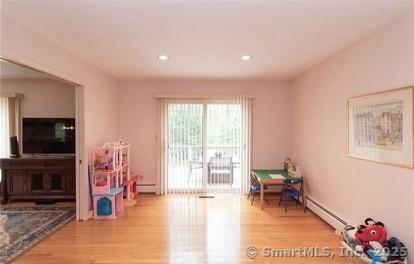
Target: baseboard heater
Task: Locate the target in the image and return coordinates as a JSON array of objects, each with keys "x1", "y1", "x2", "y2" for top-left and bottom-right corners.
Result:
[
  {"x1": 137, "y1": 183, "x2": 157, "y2": 193},
  {"x1": 305, "y1": 196, "x2": 347, "y2": 230}
]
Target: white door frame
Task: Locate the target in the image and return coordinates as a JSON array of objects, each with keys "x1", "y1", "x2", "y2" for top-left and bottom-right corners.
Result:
[
  {"x1": 75, "y1": 85, "x2": 86, "y2": 220},
  {"x1": 0, "y1": 56, "x2": 87, "y2": 221}
]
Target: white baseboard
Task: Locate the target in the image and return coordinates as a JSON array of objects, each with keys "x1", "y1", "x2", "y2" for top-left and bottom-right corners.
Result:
[
  {"x1": 306, "y1": 196, "x2": 347, "y2": 231},
  {"x1": 137, "y1": 184, "x2": 157, "y2": 193}
]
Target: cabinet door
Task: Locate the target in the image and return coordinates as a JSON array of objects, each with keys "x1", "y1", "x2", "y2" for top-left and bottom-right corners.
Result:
[
  {"x1": 47, "y1": 170, "x2": 66, "y2": 194},
  {"x1": 29, "y1": 170, "x2": 47, "y2": 193},
  {"x1": 8, "y1": 170, "x2": 30, "y2": 194}
]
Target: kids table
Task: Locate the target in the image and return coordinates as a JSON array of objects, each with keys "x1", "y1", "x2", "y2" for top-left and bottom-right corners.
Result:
[{"x1": 251, "y1": 169, "x2": 297, "y2": 210}]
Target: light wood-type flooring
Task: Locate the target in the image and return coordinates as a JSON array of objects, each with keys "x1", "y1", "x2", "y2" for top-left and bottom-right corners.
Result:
[{"x1": 14, "y1": 194, "x2": 347, "y2": 264}]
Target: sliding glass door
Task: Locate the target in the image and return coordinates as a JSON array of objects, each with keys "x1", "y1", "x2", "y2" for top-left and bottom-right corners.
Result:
[
  {"x1": 166, "y1": 100, "x2": 243, "y2": 194},
  {"x1": 206, "y1": 103, "x2": 241, "y2": 192},
  {"x1": 167, "y1": 103, "x2": 204, "y2": 193}
]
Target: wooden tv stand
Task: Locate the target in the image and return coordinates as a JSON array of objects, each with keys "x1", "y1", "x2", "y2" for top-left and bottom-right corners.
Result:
[{"x1": 0, "y1": 156, "x2": 75, "y2": 203}]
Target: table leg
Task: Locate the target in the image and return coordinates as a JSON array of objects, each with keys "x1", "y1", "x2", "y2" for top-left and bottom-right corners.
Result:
[{"x1": 260, "y1": 182, "x2": 264, "y2": 210}]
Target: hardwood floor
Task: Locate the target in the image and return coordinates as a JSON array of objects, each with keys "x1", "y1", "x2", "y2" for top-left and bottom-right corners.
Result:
[{"x1": 15, "y1": 194, "x2": 347, "y2": 264}]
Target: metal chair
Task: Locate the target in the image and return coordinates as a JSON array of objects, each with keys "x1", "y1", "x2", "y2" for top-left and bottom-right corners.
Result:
[
  {"x1": 188, "y1": 161, "x2": 203, "y2": 179},
  {"x1": 279, "y1": 178, "x2": 305, "y2": 213},
  {"x1": 248, "y1": 173, "x2": 269, "y2": 206},
  {"x1": 207, "y1": 157, "x2": 233, "y2": 185}
]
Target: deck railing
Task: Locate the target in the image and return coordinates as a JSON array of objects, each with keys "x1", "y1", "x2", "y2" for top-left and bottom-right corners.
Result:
[
  {"x1": 167, "y1": 145, "x2": 241, "y2": 190},
  {"x1": 168, "y1": 145, "x2": 240, "y2": 164}
]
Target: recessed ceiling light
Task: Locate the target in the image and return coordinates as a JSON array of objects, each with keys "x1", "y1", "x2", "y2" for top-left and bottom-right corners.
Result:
[
  {"x1": 158, "y1": 55, "x2": 169, "y2": 61},
  {"x1": 241, "y1": 55, "x2": 252, "y2": 61}
]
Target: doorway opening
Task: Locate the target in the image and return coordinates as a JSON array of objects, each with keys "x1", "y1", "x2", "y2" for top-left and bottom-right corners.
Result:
[{"x1": 0, "y1": 57, "x2": 84, "y2": 220}]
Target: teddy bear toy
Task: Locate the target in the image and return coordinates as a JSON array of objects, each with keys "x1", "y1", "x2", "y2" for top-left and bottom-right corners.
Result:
[{"x1": 355, "y1": 218, "x2": 388, "y2": 249}]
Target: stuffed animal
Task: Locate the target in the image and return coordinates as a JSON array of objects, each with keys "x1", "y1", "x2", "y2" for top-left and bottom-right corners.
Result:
[
  {"x1": 369, "y1": 241, "x2": 388, "y2": 262},
  {"x1": 340, "y1": 225, "x2": 364, "y2": 253},
  {"x1": 283, "y1": 158, "x2": 303, "y2": 177},
  {"x1": 340, "y1": 219, "x2": 407, "y2": 264},
  {"x1": 367, "y1": 248, "x2": 385, "y2": 264},
  {"x1": 355, "y1": 218, "x2": 388, "y2": 248},
  {"x1": 283, "y1": 158, "x2": 293, "y2": 171},
  {"x1": 382, "y1": 237, "x2": 408, "y2": 262}
]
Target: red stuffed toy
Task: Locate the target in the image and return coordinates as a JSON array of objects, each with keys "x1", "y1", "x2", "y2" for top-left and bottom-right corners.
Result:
[{"x1": 355, "y1": 218, "x2": 387, "y2": 248}]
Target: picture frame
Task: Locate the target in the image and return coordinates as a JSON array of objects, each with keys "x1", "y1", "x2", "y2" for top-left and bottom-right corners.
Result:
[{"x1": 347, "y1": 86, "x2": 414, "y2": 168}]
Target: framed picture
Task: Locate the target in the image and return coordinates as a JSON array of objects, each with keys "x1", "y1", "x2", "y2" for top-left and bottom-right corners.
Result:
[{"x1": 348, "y1": 86, "x2": 414, "y2": 168}]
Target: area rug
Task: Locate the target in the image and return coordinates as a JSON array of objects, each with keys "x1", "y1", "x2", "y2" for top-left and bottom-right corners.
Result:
[{"x1": 0, "y1": 206, "x2": 75, "y2": 263}]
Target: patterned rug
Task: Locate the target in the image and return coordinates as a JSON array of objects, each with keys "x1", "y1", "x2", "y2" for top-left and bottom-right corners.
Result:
[{"x1": 0, "y1": 206, "x2": 75, "y2": 263}]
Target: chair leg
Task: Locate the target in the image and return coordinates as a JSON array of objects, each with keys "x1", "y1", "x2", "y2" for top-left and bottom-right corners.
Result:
[
  {"x1": 302, "y1": 196, "x2": 306, "y2": 213},
  {"x1": 247, "y1": 191, "x2": 251, "y2": 199},
  {"x1": 251, "y1": 192, "x2": 256, "y2": 205},
  {"x1": 278, "y1": 193, "x2": 283, "y2": 206},
  {"x1": 283, "y1": 197, "x2": 291, "y2": 213},
  {"x1": 285, "y1": 199, "x2": 288, "y2": 213},
  {"x1": 265, "y1": 195, "x2": 270, "y2": 205}
]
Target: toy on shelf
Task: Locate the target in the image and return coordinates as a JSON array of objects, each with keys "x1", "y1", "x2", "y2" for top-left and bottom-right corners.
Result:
[{"x1": 92, "y1": 139, "x2": 133, "y2": 219}]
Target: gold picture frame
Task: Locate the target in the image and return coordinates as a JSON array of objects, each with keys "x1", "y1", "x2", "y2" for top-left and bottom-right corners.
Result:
[{"x1": 347, "y1": 86, "x2": 414, "y2": 168}]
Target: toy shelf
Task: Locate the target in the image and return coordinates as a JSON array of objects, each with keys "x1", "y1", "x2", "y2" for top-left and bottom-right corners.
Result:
[
  {"x1": 92, "y1": 171, "x2": 123, "y2": 194},
  {"x1": 92, "y1": 139, "x2": 134, "y2": 220}
]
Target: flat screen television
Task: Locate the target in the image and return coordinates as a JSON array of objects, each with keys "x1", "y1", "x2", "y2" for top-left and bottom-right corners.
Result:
[{"x1": 22, "y1": 118, "x2": 75, "y2": 154}]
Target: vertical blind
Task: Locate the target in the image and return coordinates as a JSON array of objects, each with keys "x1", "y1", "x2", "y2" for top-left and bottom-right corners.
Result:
[
  {"x1": 157, "y1": 97, "x2": 252, "y2": 195},
  {"x1": 168, "y1": 101, "x2": 203, "y2": 194}
]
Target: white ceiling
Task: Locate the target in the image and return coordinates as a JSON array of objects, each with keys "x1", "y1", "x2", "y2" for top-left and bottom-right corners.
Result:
[
  {"x1": 2, "y1": 1, "x2": 413, "y2": 80},
  {"x1": 0, "y1": 60, "x2": 52, "y2": 80}
]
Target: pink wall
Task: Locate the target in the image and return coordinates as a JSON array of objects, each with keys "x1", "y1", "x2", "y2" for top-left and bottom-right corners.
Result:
[
  {"x1": 1, "y1": 79, "x2": 76, "y2": 118},
  {"x1": 291, "y1": 12, "x2": 414, "y2": 256},
  {"x1": 117, "y1": 80, "x2": 292, "y2": 185},
  {"x1": 1, "y1": 16, "x2": 119, "y2": 220},
  {"x1": 0, "y1": 17, "x2": 119, "y2": 149}
]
